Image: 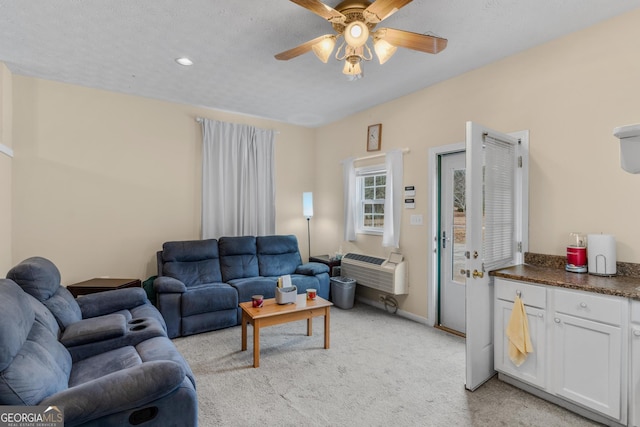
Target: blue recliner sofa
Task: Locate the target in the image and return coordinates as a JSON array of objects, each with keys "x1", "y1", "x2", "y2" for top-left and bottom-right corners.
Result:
[
  {"x1": 0, "y1": 278, "x2": 197, "y2": 427},
  {"x1": 7, "y1": 257, "x2": 169, "y2": 361},
  {"x1": 155, "y1": 234, "x2": 330, "y2": 338}
]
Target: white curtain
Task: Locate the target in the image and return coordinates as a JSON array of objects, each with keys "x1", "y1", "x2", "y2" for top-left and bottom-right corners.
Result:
[
  {"x1": 343, "y1": 157, "x2": 356, "y2": 241},
  {"x1": 382, "y1": 149, "x2": 403, "y2": 248},
  {"x1": 201, "y1": 119, "x2": 275, "y2": 238}
]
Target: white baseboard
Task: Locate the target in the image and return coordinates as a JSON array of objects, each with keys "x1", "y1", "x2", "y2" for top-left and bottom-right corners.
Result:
[{"x1": 355, "y1": 295, "x2": 429, "y2": 325}]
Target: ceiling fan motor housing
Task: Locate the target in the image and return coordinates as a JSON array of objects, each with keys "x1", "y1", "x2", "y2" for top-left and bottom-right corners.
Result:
[{"x1": 331, "y1": 0, "x2": 377, "y2": 35}]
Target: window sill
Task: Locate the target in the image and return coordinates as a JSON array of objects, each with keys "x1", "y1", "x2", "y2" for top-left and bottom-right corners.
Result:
[{"x1": 357, "y1": 229, "x2": 383, "y2": 236}]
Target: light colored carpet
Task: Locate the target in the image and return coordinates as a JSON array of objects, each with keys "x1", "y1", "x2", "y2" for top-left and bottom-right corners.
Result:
[{"x1": 173, "y1": 302, "x2": 598, "y2": 426}]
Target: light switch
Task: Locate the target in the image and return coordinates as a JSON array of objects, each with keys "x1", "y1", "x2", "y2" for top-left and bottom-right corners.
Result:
[{"x1": 410, "y1": 214, "x2": 423, "y2": 225}]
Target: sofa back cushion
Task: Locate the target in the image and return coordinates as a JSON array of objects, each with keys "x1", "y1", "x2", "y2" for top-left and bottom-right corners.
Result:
[
  {"x1": 218, "y1": 236, "x2": 259, "y2": 281},
  {"x1": 7, "y1": 256, "x2": 62, "y2": 300},
  {"x1": 256, "y1": 235, "x2": 302, "y2": 276},
  {"x1": 0, "y1": 280, "x2": 71, "y2": 405},
  {"x1": 161, "y1": 239, "x2": 223, "y2": 287},
  {"x1": 7, "y1": 257, "x2": 83, "y2": 329}
]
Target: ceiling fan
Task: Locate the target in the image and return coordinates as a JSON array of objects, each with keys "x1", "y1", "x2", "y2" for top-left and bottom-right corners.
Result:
[{"x1": 275, "y1": 0, "x2": 447, "y2": 79}]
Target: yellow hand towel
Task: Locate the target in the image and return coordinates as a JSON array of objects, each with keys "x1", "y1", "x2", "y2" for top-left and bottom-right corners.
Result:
[{"x1": 506, "y1": 295, "x2": 534, "y2": 367}]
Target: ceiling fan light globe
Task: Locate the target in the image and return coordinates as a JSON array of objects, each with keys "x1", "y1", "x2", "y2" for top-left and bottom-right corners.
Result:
[
  {"x1": 311, "y1": 36, "x2": 336, "y2": 63},
  {"x1": 344, "y1": 21, "x2": 369, "y2": 48},
  {"x1": 342, "y1": 58, "x2": 362, "y2": 76},
  {"x1": 374, "y1": 39, "x2": 397, "y2": 64}
]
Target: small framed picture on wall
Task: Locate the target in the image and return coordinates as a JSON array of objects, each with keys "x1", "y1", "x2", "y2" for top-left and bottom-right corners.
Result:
[{"x1": 367, "y1": 123, "x2": 382, "y2": 152}]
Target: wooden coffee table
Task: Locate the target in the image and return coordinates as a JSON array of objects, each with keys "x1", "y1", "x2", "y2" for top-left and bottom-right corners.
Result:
[{"x1": 240, "y1": 294, "x2": 333, "y2": 368}]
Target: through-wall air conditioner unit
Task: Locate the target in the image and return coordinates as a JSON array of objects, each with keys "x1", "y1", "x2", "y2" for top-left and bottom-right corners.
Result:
[{"x1": 340, "y1": 252, "x2": 407, "y2": 295}]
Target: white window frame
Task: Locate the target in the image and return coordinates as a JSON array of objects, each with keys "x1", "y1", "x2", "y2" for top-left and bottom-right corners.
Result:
[{"x1": 356, "y1": 165, "x2": 387, "y2": 235}]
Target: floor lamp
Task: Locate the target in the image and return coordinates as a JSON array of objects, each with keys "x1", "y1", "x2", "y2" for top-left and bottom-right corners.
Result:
[{"x1": 303, "y1": 192, "x2": 313, "y2": 260}]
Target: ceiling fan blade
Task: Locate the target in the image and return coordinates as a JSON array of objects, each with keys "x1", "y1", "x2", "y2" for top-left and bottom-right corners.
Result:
[
  {"x1": 289, "y1": 0, "x2": 346, "y2": 24},
  {"x1": 375, "y1": 28, "x2": 447, "y2": 54},
  {"x1": 364, "y1": 0, "x2": 412, "y2": 24},
  {"x1": 275, "y1": 34, "x2": 333, "y2": 60}
]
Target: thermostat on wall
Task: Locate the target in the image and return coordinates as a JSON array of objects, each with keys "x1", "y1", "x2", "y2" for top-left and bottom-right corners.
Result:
[{"x1": 404, "y1": 185, "x2": 415, "y2": 197}]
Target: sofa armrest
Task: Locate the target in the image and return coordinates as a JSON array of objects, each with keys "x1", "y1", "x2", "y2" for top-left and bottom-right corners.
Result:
[
  {"x1": 77, "y1": 288, "x2": 148, "y2": 319},
  {"x1": 154, "y1": 276, "x2": 187, "y2": 293},
  {"x1": 41, "y1": 360, "x2": 186, "y2": 427},
  {"x1": 60, "y1": 313, "x2": 127, "y2": 347},
  {"x1": 296, "y1": 262, "x2": 330, "y2": 276}
]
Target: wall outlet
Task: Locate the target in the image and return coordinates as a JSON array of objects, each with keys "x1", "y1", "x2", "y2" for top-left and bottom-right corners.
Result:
[{"x1": 410, "y1": 214, "x2": 423, "y2": 225}]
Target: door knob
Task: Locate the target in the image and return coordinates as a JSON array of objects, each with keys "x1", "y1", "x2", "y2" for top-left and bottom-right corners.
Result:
[
  {"x1": 472, "y1": 270, "x2": 484, "y2": 278},
  {"x1": 634, "y1": 329, "x2": 640, "y2": 337}
]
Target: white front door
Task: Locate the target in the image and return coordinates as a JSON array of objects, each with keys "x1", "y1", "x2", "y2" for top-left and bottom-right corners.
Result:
[
  {"x1": 464, "y1": 121, "x2": 529, "y2": 391},
  {"x1": 439, "y1": 151, "x2": 466, "y2": 334}
]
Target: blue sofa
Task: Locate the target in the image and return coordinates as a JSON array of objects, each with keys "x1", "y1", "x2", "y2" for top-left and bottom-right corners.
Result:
[
  {"x1": 155, "y1": 235, "x2": 330, "y2": 338},
  {"x1": 0, "y1": 277, "x2": 197, "y2": 427},
  {"x1": 7, "y1": 257, "x2": 169, "y2": 361}
]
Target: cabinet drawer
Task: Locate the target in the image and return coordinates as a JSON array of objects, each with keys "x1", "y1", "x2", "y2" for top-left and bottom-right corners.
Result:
[
  {"x1": 554, "y1": 288, "x2": 623, "y2": 326},
  {"x1": 495, "y1": 278, "x2": 546, "y2": 308},
  {"x1": 632, "y1": 300, "x2": 640, "y2": 324}
]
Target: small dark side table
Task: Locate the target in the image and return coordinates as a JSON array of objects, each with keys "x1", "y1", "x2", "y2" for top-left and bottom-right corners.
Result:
[{"x1": 67, "y1": 278, "x2": 142, "y2": 298}]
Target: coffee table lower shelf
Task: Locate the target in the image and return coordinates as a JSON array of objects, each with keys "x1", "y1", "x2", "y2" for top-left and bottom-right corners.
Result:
[{"x1": 240, "y1": 294, "x2": 333, "y2": 368}]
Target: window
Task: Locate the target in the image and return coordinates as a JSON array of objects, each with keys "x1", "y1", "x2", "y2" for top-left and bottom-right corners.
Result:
[{"x1": 356, "y1": 166, "x2": 386, "y2": 234}]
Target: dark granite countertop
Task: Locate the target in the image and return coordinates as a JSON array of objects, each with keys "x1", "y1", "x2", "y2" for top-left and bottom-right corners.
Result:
[{"x1": 491, "y1": 263, "x2": 640, "y2": 300}]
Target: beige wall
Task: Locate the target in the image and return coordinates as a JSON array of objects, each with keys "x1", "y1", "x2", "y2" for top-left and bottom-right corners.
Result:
[
  {"x1": 8, "y1": 9, "x2": 640, "y2": 319},
  {"x1": 312, "y1": 9, "x2": 640, "y2": 319},
  {"x1": 11, "y1": 77, "x2": 315, "y2": 284},
  {"x1": 0, "y1": 63, "x2": 12, "y2": 274}
]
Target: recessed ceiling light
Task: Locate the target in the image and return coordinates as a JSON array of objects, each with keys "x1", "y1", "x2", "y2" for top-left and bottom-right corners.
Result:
[{"x1": 175, "y1": 57, "x2": 193, "y2": 66}]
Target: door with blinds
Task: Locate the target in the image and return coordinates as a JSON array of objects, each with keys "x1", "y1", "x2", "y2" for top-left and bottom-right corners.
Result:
[{"x1": 464, "y1": 121, "x2": 529, "y2": 391}]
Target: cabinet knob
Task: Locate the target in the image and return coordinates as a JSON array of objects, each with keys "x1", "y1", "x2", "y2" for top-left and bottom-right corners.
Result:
[
  {"x1": 634, "y1": 329, "x2": 640, "y2": 337},
  {"x1": 579, "y1": 302, "x2": 587, "y2": 308},
  {"x1": 554, "y1": 318, "x2": 561, "y2": 323},
  {"x1": 538, "y1": 313, "x2": 543, "y2": 318}
]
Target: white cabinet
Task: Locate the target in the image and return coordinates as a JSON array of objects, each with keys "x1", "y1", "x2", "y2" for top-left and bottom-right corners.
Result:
[
  {"x1": 494, "y1": 278, "x2": 547, "y2": 389},
  {"x1": 493, "y1": 278, "x2": 629, "y2": 425},
  {"x1": 631, "y1": 300, "x2": 640, "y2": 427},
  {"x1": 551, "y1": 288, "x2": 626, "y2": 421}
]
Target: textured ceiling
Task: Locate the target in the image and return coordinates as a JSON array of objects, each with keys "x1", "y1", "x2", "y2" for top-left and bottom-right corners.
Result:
[{"x1": 1, "y1": 1, "x2": 639, "y2": 127}]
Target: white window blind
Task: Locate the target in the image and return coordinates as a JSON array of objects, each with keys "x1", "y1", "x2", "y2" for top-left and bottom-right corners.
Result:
[{"x1": 482, "y1": 134, "x2": 516, "y2": 271}]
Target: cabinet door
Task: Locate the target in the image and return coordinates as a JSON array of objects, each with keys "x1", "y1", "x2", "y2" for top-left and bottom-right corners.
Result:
[
  {"x1": 632, "y1": 324, "x2": 640, "y2": 427},
  {"x1": 552, "y1": 313, "x2": 622, "y2": 420},
  {"x1": 494, "y1": 299, "x2": 546, "y2": 388}
]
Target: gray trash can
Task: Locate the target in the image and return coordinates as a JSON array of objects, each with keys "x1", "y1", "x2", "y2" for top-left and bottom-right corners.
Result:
[{"x1": 330, "y1": 276, "x2": 356, "y2": 309}]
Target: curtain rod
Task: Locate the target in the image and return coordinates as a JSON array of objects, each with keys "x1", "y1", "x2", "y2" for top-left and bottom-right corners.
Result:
[
  {"x1": 352, "y1": 148, "x2": 410, "y2": 163},
  {"x1": 195, "y1": 117, "x2": 280, "y2": 134}
]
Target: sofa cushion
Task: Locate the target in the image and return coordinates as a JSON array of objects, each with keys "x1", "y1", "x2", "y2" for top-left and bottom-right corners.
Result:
[
  {"x1": 228, "y1": 277, "x2": 278, "y2": 302},
  {"x1": 42, "y1": 287, "x2": 83, "y2": 329},
  {"x1": 24, "y1": 292, "x2": 61, "y2": 339},
  {"x1": 69, "y1": 345, "x2": 141, "y2": 387},
  {"x1": 0, "y1": 280, "x2": 36, "y2": 371},
  {"x1": 0, "y1": 280, "x2": 72, "y2": 405},
  {"x1": 162, "y1": 239, "x2": 223, "y2": 286},
  {"x1": 6, "y1": 256, "x2": 61, "y2": 300},
  {"x1": 256, "y1": 235, "x2": 303, "y2": 276},
  {"x1": 218, "y1": 236, "x2": 259, "y2": 281},
  {"x1": 289, "y1": 275, "x2": 321, "y2": 294},
  {"x1": 181, "y1": 283, "x2": 238, "y2": 317}
]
